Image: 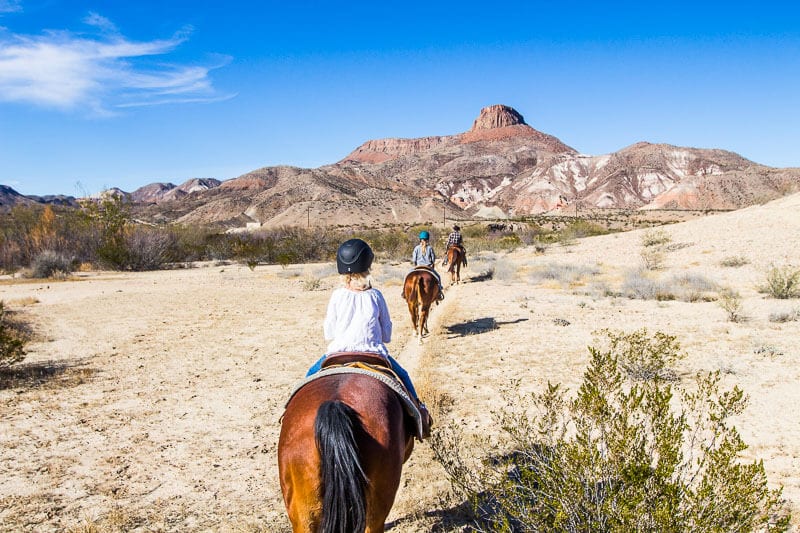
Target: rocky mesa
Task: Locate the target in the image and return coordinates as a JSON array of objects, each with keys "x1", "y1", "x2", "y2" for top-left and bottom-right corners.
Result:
[{"x1": 5, "y1": 104, "x2": 799, "y2": 228}]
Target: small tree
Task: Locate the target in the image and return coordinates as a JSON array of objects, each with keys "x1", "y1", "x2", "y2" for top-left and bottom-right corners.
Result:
[
  {"x1": 81, "y1": 195, "x2": 132, "y2": 269},
  {"x1": 719, "y1": 288, "x2": 745, "y2": 323},
  {"x1": 432, "y1": 330, "x2": 790, "y2": 532}
]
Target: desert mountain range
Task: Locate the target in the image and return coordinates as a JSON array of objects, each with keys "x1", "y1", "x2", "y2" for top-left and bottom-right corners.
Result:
[{"x1": 4, "y1": 105, "x2": 799, "y2": 228}]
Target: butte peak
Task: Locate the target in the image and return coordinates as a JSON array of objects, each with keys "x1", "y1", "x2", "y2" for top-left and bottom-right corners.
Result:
[{"x1": 470, "y1": 104, "x2": 527, "y2": 131}]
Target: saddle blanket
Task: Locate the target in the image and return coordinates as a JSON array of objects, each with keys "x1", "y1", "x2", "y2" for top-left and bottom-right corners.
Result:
[{"x1": 286, "y1": 365, "x2": 425, "y2": 441}]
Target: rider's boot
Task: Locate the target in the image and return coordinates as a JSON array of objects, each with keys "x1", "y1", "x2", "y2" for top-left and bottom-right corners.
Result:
[{"x1": 418, "y1": 401, "x2": 433, "y2": 439}]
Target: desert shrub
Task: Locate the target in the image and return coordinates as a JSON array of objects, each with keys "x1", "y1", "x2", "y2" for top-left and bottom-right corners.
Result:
[
  {"x1": 0, "y1": 302, "x2": 29, "y2": 367},
  {"x1": 230, "y1": 232, "x2": 277, "y2": 268},
  {"x1": 720, "y1": 255, "x2": 750, "y2": 268},
  {"x1": 302, "y1": 277, "x2": 321, "y2": 291},
  {"x1": 623, "y1": 270, "x2": 717, "y2": 302},
  {"x1": 639, "y1": 228, "x2": 672, "y2": 271},
  {"x1": 668, "y1": 272, "x2": 719, "y2": 302},
  {"x1": 171, "y1": 224, "x2": 216, "y2": 262},
  {"x1": 432, "y1": 330, "x2": 790, "y2": 532},
  {"x1": 768, "y1": 307, "x2": 800, "y2": 323},
  {"x1": 531, "y1": 237, "x2": 548, "y2": 254},
  {"x1": 559, "y1": 219, "x2": 610, "y2": 240},
  {"x1": 599, "y1": 327, "x2": 685, "y2": 382},
  {"x1": 622, "y1": 269, "x2": 671, "y2": 300},
  {"x1": 718, "y1": 289, "x2": 745, "y2": 323},
  {"x1": 463, "y1": 224, "x2": 490, "y2": 240},
  {"x1": 516, "y1": 225, "x2": 546, "y2": 247},
  {"x1": 759, "y1": 264, "x2": 800, "y2": 299},
  {"x1": 0, "y1": 205, "x2": 43, "y2": 271},
  {"x1": 491, "y1": 257, "x2": 518, "y2": 282},
  {"x1": 529, "y1": 262, "x2": 601, "y2": 286},
  {"x1": 640, "y1": 246, "x2": 666, "y2": 271},
  {"x1": 30, "y1": 250, "x2": 74, "y2": 278},
  {"x1": 123, "y1": 226, "x2": 179, "y2": 271},
  {"x1": 361, "y1": 228, "x2": 408, "y2": 262},
  {"x1": 205, "y1": 233, "x2": 237, "y2": 261},
  {"x1": 640, "y1": 228, "x2": 672, "y2": 248}
]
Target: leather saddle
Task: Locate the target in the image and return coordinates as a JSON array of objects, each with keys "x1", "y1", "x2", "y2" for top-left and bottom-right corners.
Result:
[{"x1": 321, "y1": 351, "x2": 392, "y2": 370}]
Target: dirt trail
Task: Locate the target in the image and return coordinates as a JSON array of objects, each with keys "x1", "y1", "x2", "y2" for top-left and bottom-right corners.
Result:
[{"x1": 387, "y1": 279, "x2": 463, "y2": 527}]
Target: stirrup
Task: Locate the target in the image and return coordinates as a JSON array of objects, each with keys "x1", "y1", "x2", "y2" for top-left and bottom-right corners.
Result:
[{"x1": 418, "y1": 402, "x2": 433, "y2": 439}]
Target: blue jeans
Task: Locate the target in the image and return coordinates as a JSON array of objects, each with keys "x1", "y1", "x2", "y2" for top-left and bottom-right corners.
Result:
[{"x1": 306, "y1": 354, "x2": 419, "y2": 400}]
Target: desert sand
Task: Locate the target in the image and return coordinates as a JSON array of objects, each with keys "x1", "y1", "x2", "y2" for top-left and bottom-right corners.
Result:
[{"x1": 1, "y1": 194, "x2": 799, "y2": 532}]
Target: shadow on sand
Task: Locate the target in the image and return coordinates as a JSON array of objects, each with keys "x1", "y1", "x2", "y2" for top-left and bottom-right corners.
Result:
[
  {"x1": 445, "y1": 317, "x2": 528, "y2": 338},
  {"x1": 0, "y1": 361, "x2": 97, "y2": 391}
]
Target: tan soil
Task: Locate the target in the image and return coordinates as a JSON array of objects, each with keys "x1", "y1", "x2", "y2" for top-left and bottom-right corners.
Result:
[{"x1": 1, "y1": 194, "x2": 799, "y2": 531}]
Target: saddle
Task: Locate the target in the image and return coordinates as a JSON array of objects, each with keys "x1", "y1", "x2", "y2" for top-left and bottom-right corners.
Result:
[
  {"x1": 289, "y1": 352, "x2": 430, "y2": 440},
  {"x1": 410, "y1": 264, "x2": 442, "y2": 283},
  {"x1": 446, "y1": 244, "x2": 467, "y2": 266},
  {"x1": 322, "y1": 351, "x2": 392, "y2": 370}
]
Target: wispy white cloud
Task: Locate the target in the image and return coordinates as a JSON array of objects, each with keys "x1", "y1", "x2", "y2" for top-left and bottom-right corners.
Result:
[
  {"x1": 0, "y1": 13, "x2": 232, "y2": 114},
  {"x1": 82, "y1": 12, "x2": 118, "y2": 34},
  {"x1": 0, "y1": 1, "x2": 22, "y2": 15}
]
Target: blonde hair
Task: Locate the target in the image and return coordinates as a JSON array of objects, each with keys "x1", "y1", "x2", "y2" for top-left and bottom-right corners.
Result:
[
  {"x1": 344, "y1": 271, "x2": 372, "y2": 290},
  {"x1": 419, "y1": 240, "x2": 428, "y2": 255}
]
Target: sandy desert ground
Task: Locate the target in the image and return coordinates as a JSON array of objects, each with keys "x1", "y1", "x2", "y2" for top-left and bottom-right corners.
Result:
[{"x1": 1, "y1": 193, "x2": 799, "y2": 532}]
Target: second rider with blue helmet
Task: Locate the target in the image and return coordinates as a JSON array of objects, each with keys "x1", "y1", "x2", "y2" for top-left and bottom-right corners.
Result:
[{"x1": 410, "y1": 230, "x2": 445, "y2": 300}]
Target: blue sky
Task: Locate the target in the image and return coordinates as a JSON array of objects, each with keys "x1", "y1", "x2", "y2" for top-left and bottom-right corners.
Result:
[{"x1": 1, "y1": 1, "x2": 799, "y2": 197}]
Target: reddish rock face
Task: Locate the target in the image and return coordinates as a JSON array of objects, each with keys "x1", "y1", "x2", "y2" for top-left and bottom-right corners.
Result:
[
  {"x1": 55, "y1": 104, "x2": 798, "y2": 228},
  {"x1": 469, "y1": 104, "x2": 527, "y2": 130}
]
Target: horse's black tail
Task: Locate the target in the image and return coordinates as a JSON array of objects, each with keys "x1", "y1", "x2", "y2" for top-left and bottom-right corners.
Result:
[{"x1": 315, "y1": 400, "x2": 367, "y2": 533}]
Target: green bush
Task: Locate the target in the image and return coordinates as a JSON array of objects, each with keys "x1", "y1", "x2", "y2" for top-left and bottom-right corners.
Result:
[
  {"x1": 759, "y1": 265, "x2": 800, "y2": 299},
  {"x1": 600, "y1": 327, "x2": 685, "y2": 382},
  {"x1": 432, "y1": 330, "x2": 790, "y2": 532}
]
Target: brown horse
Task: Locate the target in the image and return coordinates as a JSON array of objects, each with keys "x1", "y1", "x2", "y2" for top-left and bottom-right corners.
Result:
[
  {"x1": 402, "y1": 267, "x2": 441, "y2": 340},
  {"x1": 278, "y1": 372, "x2": 414, "y2": 532},
  {"x1": 445, "y1": 245, "x2": 464, "y2": 285}
]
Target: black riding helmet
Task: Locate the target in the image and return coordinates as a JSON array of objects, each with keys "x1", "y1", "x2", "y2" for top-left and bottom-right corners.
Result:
[{"x1": 336, "y1": 238, "x2": 374, "y2": 274}]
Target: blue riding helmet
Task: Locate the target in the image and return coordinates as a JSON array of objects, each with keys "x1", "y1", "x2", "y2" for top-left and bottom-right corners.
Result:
[{"x1": 419, "y1": 231, "x2": 430, "y2": 240}]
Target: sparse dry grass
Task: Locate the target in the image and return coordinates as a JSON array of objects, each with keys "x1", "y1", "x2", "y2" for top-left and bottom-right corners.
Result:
[{"x1": 5, "y1": 296, "x2": 39, "y2": 307}]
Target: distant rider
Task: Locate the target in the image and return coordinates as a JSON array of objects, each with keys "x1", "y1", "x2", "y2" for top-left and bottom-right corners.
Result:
[
  {"x1": 442, "y1": 224, "x2": 467, "y2": 267},
  {"x1": 409, "y1": 230, "x2": 444, "y2": 300}
]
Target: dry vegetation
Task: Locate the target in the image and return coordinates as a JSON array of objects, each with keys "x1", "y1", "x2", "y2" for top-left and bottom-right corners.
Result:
[{"x1": 1, "y1": 194, "x2": 799, "y2": 531}]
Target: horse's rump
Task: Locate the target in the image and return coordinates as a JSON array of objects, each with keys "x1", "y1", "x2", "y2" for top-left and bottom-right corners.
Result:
[{"x1": 279, "y1": 372, "x2": 414, "y2": 531}]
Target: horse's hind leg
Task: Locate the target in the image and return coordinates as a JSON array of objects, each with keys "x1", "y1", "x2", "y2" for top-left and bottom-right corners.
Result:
[
  {"x1": 420, "y1": 305, "x2": 430, "y2": 336},
  {"x1": 407, "y1": 299, "x2": 419, "y2": 337}
]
